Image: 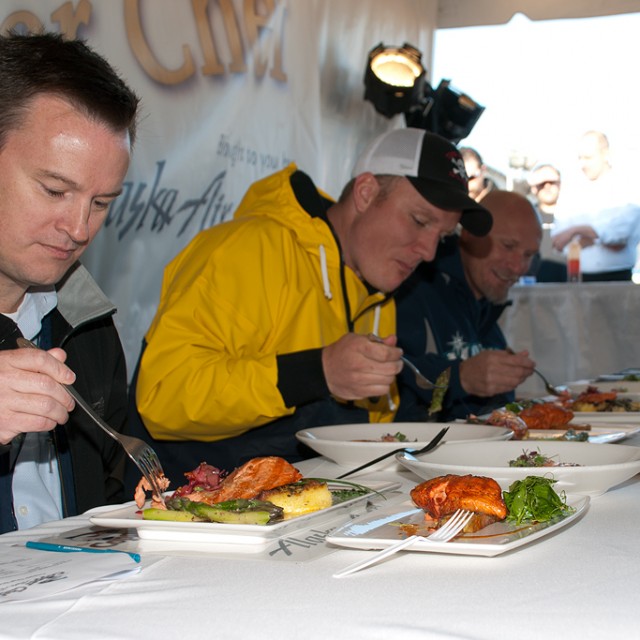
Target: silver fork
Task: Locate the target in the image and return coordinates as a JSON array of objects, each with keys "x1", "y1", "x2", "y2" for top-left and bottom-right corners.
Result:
[
  {"x1": 367, "y1": 334, "x2": 445, "y2": 390},
  {"x1": 400, "y1": 356, "x2": 446, "y2": 390},
  {"x1": 333, "y1": 509, "x2": 474, "y2": 578},
  {"x1": 16, "y1": 337, "x2": 166, "y2": 506},
  {"x1": 506, "y1": 346, "x2": 567, "y2": 396},
  {"x1": 532, "y1": 368, "x2": 569, "y2": 397}
]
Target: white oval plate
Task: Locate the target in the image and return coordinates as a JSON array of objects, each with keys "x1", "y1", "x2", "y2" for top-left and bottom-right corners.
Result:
[
  {"x1": 395, "y1": 440, "x2": 640, "y2": 497},
  {"x1": 295, "y1": 423, "x2": 512, "y2": 471}
]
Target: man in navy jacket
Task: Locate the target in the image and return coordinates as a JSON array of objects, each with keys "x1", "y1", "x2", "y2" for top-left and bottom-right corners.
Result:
[{"x1": 395, "y1": 190, "x2": 541, "y2": 421}]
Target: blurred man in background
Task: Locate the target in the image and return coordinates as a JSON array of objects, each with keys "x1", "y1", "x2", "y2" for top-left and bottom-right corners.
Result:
[
  {"x1": 552, "y1": 131, "x2": 639, "y2": 282},
  {"x1": 460, "y1": 146, "x2": 497, "y2": 202},
  {"x1": 528, "y1": 164, "x2": 561, "y2": 222},
  {"x1": 527, "y1": 164, "x2": 566, "y2": 281}
]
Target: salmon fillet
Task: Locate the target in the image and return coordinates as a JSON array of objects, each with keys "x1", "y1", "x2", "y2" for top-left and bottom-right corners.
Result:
[
  {"x1": 519, "y1": 403, "x2": 574, "y2": 429},
  {"x1": 410, "y1": 474, "x2": 507, "y2": 520},
  {"x1": 185, "y1": 456, "x2": 303, "y2": 504}
]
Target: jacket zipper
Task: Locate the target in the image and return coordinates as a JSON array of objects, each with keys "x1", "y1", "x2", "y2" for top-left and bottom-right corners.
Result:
[{"x1": 50, "y1": 429, "x2": 69, "y2": 518}]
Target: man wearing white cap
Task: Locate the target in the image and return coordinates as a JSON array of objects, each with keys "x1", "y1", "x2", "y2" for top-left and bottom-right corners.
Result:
[{"x1": 128, "y1": 127, "x2": 492, "y2": 485}]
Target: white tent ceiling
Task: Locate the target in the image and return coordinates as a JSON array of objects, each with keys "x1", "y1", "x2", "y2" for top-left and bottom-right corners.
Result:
[{"x1": 437, "y1": 0, "x2": 640, "y2": 28}]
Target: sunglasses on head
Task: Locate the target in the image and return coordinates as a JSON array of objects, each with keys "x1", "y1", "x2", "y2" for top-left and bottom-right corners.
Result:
[{"x1": 532, "y1": 180, "x2": 559, "y2": 190}]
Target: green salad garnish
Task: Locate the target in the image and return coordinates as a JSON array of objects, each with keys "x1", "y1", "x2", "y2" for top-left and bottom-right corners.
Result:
[
  {"x1": 509, "y1": 450, "x2": 554, "y2": 467},
  {"x1": 503, "y1": 476, "x2": 575, "y2": 525}
]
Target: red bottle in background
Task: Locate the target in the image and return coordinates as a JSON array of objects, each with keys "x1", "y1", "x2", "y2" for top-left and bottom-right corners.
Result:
[{"x1": 567, "y1": 238, "x2": 581, "y2": 283}]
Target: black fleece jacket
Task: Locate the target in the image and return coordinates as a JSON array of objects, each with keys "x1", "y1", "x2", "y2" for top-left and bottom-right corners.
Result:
[{"x1": 0, "y1": 264, "x2": 127, "y2": 533}]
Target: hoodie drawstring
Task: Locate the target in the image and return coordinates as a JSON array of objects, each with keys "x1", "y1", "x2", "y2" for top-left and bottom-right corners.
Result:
[
  {"x1": 319, "y1": 244, "x2": 332, "y2": 300},
  {"x1": 371, "y1": 305, "x2": 396, "y2": 411}
]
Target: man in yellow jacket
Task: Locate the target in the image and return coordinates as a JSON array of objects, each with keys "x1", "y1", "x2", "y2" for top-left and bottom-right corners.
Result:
[{"x1": 128, "y1": 128, "x2": 492, "y2": 484}]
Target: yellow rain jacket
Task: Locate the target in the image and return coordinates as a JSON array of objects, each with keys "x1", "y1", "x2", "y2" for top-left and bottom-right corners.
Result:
[{"x1": 136, "y1": 165, "x2": 399, "y2": 445}]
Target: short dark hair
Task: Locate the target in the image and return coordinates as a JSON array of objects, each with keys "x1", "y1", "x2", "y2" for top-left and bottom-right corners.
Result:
[{"x1": 0, "y1": 31, "x2": 140, "y2": 149}]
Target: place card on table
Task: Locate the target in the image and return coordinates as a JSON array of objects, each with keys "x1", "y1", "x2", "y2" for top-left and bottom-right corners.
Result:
[{"x1": 0, "y1": 542, "x2": 140, "y2": 603}]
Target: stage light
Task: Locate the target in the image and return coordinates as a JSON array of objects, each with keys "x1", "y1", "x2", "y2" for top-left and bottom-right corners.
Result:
[
  {"x1": 405, "y1": 80, "x2": 485, "y2": 144},
  {"x1": 364, "y1": 43, "x2": 426, "y2": 118},
  {"x1": 363, "y1": 43, "x2": 484, "y2": 143}
]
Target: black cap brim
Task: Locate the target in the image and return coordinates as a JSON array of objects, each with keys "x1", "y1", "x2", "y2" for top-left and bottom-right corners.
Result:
[{"x1": 407, "y1": 177, "x2": 493, "y2": 236}]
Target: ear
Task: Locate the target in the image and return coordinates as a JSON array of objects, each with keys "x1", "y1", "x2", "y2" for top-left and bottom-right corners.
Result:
[
  {"x1": 351, "y1": 173, "x2": 380, "y2": 213},
  {"x1": 460, "y1": 228, "x2": 491, "y2": 259}
]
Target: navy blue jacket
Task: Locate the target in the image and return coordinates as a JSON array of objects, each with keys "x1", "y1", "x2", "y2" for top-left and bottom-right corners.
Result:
[
  {"x1": 395, "y1": 237, "x2": 513, "y2": 421},
  {"x1": 0, "y1": 265, "x2": 128, "y2": 533}
]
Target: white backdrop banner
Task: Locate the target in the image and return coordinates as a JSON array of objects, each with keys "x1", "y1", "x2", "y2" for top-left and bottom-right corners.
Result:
[{"x1": 0, "y1": 0, "x2": 437, "y2": 378}]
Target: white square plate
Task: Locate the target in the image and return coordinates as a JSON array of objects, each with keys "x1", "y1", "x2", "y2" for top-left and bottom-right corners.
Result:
[
  {"x1": 527, "y1": 423, "x2": 640, "y2": 443},
  {"x1": 567, "y1": 379, "x2": 640, "y2": 396},
  {"x1": 326, "y1": 495, "x2": 589, "y2": 557},
  {"x1": 90, "y1": 481, "x2": 400, "y2": 549}
]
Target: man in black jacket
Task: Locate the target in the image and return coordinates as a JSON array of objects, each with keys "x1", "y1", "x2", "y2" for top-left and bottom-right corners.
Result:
[{"x1": 0, "y1": 32, "x2": 140, "y2": 533}]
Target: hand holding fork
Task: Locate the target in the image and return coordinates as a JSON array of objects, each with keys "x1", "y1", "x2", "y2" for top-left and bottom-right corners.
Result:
[{"x1": 16, "y1": 338, "x2": 167, "y2": 506}]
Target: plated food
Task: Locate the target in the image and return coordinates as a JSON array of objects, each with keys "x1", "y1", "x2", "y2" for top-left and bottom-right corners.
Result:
[
  {"x1": 295, "y1": 422, "x2": 512, "y2": 471},
  {"x1": 472, "y1": 391, "x2": 640, "y2": 440},
  {"x1": 92, "y1": 456, "x2": 401, "y2": 549},
  {"x1": 327, "y1": 473, "x2": 586, "y2": 557},
  {"x1": 567, "y1": 378, "x2": 640, "y2": 397},
  {"x1": 410, "y1": 474, "x2": 507, "y2": 533},
  {"x1": 567, "y1": 386, "x2": 640, "y2": 413},
  {"x1": 508, "y1": 449, "x2": 580, "y2": 467},
  {"x1": 409, "y1": 473, "x2": 574, "y2": 530},
  {"x1": 137, "y1": 456, "x2": 376, "y2": 524},
  {"x1": 395, "y1": 440, "x2": 640, "y2": 497},
  {"x1": 91, "y1": 478, "x2": 400, "y2": 549}
]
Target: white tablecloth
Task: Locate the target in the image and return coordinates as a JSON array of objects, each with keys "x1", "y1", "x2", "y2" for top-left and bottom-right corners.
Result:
[
  {"x1": 500, "y1": 282, "x2": 640, "y2": 396},
  {"x1": 2, "y1": 440, "x2": 640, "y2": 640}
]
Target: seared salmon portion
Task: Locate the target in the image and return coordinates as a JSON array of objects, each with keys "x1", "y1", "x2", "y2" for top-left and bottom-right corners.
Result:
[
  {"x1": 186, "y1": 456, "x2": 303, "y2": 504},
  {"x1": 410, "y1": 474, "x2": 507, "y2": 520},
  {"x1": 519, "y1": 403, "x2": 574, "y2": 429}
]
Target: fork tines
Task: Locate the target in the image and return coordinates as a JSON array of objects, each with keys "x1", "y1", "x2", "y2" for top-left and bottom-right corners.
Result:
[{"x1": 423, "y1": 509, "x2": 474, "y2": 542}]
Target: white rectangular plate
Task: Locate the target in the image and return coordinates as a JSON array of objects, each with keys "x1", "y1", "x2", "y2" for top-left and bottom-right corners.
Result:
[
  {"x1": 527, "y1": 423, "x2": 640, "y2": 443},
  {"x1": 575, "y1": 377, "x2": 640, "y2": 390},
  {"x1": 567, "y1": 379, "x2": 640, "y2": 397},
  {"x1": 326, "y1": 495, "x2": 589, "y2": 557},
  {"x1": 570, "y1": 412, "x2": 640, "y2": 423},
  {"x1": 90, "y1": 481, "x2": 400, "y2": 547}
]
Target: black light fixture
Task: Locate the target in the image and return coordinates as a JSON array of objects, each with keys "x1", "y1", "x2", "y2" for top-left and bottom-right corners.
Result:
[
  {"x1": 364, "y1": 43, "x2": 426, "y2": 118},
  {"x1": 363, "y1": 42, "x2": 484, "y2": 144}
]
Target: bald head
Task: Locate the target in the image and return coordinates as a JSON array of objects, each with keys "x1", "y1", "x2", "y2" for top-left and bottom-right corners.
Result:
[
  {"x1": 479, "y1": 190, "x2": 540, "y2": 225},
  {"x1": 579, "y1": 130, "x2": 610, "y2": 181},
  {"x1": 459, "y1": 190, "x2": 542, "y2": 303}
]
